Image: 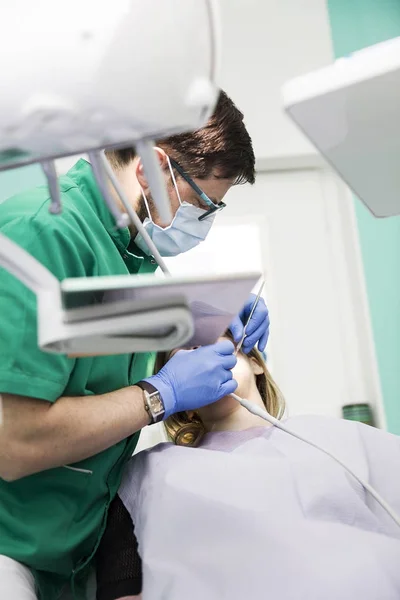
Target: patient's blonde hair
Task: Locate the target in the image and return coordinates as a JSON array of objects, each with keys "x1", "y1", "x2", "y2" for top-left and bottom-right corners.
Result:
[{"x1": 155, "y1": 331, "x2": 285, "y2": 447}]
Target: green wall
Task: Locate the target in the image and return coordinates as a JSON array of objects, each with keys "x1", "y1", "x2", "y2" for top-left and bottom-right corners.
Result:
[
  {"x1": 0, "y1": 165, "x2": 45, "y2": 204},
  {"x1": 327, "y1": 0, "x2": 400, "y2": 434}
]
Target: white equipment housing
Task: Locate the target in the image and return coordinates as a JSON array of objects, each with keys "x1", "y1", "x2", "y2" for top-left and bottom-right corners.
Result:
[
  {"x1": 0, "y1": 0, "x2": 219, "y2": 171},
  {"x1": 282, "y1": 36, "x2": 400, "y2": 218},
  {"x1": 1, "y1": 234, "x2": 260, "y2": 356}
]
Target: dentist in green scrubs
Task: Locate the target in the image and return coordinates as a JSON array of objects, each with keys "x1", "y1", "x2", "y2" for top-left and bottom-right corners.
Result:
[{"x1": 0, "y1": 91, "x2": 269, "y2": 600}]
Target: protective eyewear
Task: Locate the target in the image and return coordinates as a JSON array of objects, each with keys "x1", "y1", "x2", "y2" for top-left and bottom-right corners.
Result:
[{"x1": 169, "y1": 158, "x2": 226, "y2": 221}]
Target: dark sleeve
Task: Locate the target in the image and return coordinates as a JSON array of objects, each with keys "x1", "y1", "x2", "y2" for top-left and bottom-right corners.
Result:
[{"x1": 96, "y1": 494, "x2": 142, "y2": 600}]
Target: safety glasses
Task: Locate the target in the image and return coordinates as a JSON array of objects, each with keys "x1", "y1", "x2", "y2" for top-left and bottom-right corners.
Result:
[{"x1": 169, "y1": 158, "x2": 226, "y2": 221}]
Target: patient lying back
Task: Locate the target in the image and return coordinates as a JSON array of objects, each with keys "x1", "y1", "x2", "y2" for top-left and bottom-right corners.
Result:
[{"x1": 96, "y1": 333, "x2": 400, "y2": 600}]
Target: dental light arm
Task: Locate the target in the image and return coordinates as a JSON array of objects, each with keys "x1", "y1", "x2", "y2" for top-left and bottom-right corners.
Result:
[
  {"x1": 100, "y1": 152, "x2": 170, "y2": 275},
  {"x1": 135, "y1": 140, "x2": 172, "y2": 226},
  {"x1": 90, "y1": 140, "x2": 174, "y2": 231},
  {"x1": 88, "y1": 151, "x2": 130, "y2": 230},
  {"x1": 41, "y1": 160, "x2": 62, "y2": 216}
]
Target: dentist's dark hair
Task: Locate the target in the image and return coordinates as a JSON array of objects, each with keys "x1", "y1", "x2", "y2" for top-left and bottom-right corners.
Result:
[{"x1": 106, "y1": 90, "x2": 255, "y2": 186}]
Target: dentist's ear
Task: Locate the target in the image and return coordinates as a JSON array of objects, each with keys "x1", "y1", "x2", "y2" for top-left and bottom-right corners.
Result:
[{"x1": 135, "y1": 147, "x2": 169, "y2": 194}]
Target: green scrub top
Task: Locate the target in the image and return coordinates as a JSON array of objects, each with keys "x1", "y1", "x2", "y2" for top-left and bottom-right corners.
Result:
[{"x1": 0, "y1": 160, "x2": 158, "y2": 600}]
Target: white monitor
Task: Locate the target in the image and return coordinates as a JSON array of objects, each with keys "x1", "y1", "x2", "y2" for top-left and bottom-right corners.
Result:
[
  {"x1": 56, "y1": 272, "x2": 261, "y2": 355},
  {"x1": 0, "y1": 231, "x2": 260, "y2": 356}
]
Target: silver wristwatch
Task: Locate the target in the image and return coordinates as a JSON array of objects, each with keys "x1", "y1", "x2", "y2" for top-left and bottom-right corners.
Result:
[{"x1": 136, "y1": 380, "x2": 165, "y2": 424}]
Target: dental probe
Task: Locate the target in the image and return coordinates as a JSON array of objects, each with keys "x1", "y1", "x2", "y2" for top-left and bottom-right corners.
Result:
[{"x1": 235, "y1": 279, "x2": 265, "y2": 354}]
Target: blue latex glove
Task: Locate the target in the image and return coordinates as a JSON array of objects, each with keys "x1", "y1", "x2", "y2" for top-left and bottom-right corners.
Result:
[
  {"x1": 229, "y1": 294, "x2": 270, "y2": 354},
  {"x1": 146, "y1": 340, "x2": 238, "y2": 418}
]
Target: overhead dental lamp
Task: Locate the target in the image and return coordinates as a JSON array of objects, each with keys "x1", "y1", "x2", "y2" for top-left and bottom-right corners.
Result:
[
  {"x1": 0, "y1": 0, "x2": 220, "y2": 224},
  {"x1": 282, "y1": 36, "x2": 400, "y2": 218}
]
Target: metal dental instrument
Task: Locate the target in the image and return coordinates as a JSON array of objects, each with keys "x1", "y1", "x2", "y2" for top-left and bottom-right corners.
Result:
[
  {"x1": 136, "y1": 139, "x2": 172, "y2": 225},
  {"x1": 88, "y1": 151, "x2": 130, "y2": 230},
  {"x1": 100, "y1": 152, "x2": 171, "y2": 276},
  {"x1": 235, "y1": 279, "x2": 265, "y2": 354},
  {"x1": 41, "y1": 160, "x2": 62, "y2": 215}
]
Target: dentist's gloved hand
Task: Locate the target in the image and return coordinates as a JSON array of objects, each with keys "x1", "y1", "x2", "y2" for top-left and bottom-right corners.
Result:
[
  {"x1": 145, "y1": 340, "x2": 238, "y2": 418},
  {"x1": 229, "y1": 294, "x2": 270, "y2": 354}
]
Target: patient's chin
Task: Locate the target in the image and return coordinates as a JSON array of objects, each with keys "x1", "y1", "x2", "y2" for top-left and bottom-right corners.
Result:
[
  {"x1": 215, "y1": 391, "x2": 245, "y2": 409},
  {"x1": 208, "y1": 394, "x2": 238, "y2": 410},
  {"x1": 232, "y1": 376, "x2": 253, "y2": 400}
]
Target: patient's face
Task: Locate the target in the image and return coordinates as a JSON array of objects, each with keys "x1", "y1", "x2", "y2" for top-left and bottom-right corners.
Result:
[{"x1": 231, "y1": 347, "x2": 260, "y2": 398}]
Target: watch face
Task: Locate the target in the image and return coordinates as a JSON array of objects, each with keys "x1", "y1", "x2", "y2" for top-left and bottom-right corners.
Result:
[{"x1": 149, "y1": 393, "x2": 164, "y2": 416}]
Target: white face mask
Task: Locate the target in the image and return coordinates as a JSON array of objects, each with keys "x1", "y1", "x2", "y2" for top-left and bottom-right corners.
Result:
[{"x1": 134, "y1": 157, "x2": 216, "y2": 257}]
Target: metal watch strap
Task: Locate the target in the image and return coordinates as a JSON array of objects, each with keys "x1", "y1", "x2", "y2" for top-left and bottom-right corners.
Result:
[{"x1": 136, "y1": 380, "x2": 165, "y2": 424}]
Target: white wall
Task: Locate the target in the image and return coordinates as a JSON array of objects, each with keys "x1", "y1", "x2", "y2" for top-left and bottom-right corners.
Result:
[
  {"x1": 218, "y1": 0, "x2": 334, "y2": 163},
  {"x1": 161, "y1": 168, "x2": 384, "y2": 425},
  {"x1": 56, "y1": 154, "x2": 85, "y2": 175},
  {"x1": 219, "y1": 170, "x2": 384, "y2": 423},
  {"x1": 212, "y1": 0, "x2": 382, "y2": 424},
  {"x1": 162, "y1": 221, "x2": 264, "y2": 276}
]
